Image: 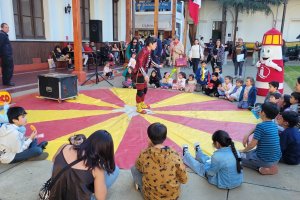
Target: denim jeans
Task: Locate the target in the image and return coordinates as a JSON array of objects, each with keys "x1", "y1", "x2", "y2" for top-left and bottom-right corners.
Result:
[
  {"x1": 234, "y1": 61, "x2": 244, "y2": 76},
  {"x1": 191, "y1": 58, "x2": 200, "y2": 74},
  {"x1": 183, "y1": 150, "x2": 210, "y2": 177},
  {"x1": 10, "y1": 139, "x2": 43, "y2": 163},
  {"x1": 105, "y1": 166, "x2": 120, "y2": 188},
  {"x1": 131, "y1": 166, "x2": 144, "y2": 197},
  {"x1": 238, "y1": 101, "x2": 249, "y2": 109},
  {"x1": 184, "y1": 146, "x2": 243, "y2": 189},
  {"x1": 161, "y1": 83, "x2": 172, "y2": 88},
  {"x1": 241, "y1": 149, "x2": 279, "y2": 170},
  {"x1": 90, "y1": 166, "x2": 120, "y2": 200}
]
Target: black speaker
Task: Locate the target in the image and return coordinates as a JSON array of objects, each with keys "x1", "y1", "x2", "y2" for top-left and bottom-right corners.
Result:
[{"x1": 89, "y1": 20, "x2": 103, "y2": 42}]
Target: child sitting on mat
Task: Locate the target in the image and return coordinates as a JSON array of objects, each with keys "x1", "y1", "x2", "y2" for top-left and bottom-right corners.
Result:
[
  {"x1": 183, "y1": 130, "x2": 243, "y2": 189},
  {"x1": 131, "y1": 123, "x2": 187, "y2": 199},
  {"x1": 160, "y1": 72, "x2": 173, "y2": 89},
  {"x1": 172, "y1": 72, "x2": 186, "y2": 91},
  {"x1": 185, "y1": 74, "x2": 197, "y2": 93},
  {"x1": 0, "y1": 107, "x2": 48, "y2": 164}
]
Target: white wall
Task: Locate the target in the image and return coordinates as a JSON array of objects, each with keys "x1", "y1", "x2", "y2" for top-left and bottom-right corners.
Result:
[
  {"x1": 0, "y1": 0, "x2": 16, "y2": 40},
  {"x1": 198, "y1": 0, "x2": 300, "y2": 43},
  {"x1": 91, "y1": 0, "x2": 113, "y2": 42},
  {"x1": 37, "y1": 0, "x2": 67, "y2": 41},
  {"x1": 118, "y1": 0, "x2": 126, "y2": 41}
]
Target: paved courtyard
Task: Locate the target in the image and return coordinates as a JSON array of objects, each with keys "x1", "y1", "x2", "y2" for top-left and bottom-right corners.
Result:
[{"x1": 0, "y1": 59, "x2": 299, "y2": 200}]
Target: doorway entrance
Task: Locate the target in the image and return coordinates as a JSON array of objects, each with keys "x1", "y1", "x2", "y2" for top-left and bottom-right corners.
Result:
[{"x1": 212, "y1": 21, "x2": 222, "y2": 42}]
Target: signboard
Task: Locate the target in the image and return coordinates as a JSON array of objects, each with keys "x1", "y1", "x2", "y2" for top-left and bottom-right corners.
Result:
[
  {"x1": 136, "y1": 1, "x2": 171, "y2": 12},
  {"x1": 135, "y1": 15, "x2": 172, "y2": 30},
  {"x1": 0, "y1": 91, "x2": 12, "y2": 106}
]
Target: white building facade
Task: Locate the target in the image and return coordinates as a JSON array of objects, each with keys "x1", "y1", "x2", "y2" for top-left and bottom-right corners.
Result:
[
  {"x1": 0, "y1": 0, "x2": 126, "y2": 42},
  {"x1": 197, "y1": 0, "x2": 300, "y2": 43}
]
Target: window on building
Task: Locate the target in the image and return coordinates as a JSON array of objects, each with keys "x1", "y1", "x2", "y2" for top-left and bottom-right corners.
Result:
[
  {"x1": 13, "y1": 0, "x2": 45, "y2": 39},
  {"x1": 113, "y1": 0, "x2": 118, "y2": 41},
  {"x1": 81, "y1": 0, "x2": 90, "y2": 40}
]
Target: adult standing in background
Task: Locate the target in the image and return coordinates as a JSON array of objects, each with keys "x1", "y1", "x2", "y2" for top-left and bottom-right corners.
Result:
[
  {"x1": 189, "y1": 39, "x2": 204, "y2": 74},
  {"x1": 151, "y1": 35, "x2": 163, "y2": 80},
  {"x1": 211, "y1": 39, "x2": 225, "y2": 73},
  {"x1": 252, "y1": 41, "x2": 261, "y2": 66},
  {"x1": 232, "y1": 38, "x2": 247, "y2": 79},
  {"x1": 170, "y1": 36, "x2": 184, "y2": 78},
  {"x1": 224, "y1": 41, "x2": 230, "y2": 65},
  {"x1": 0, "y1": 23, "x2": 15, "y2": 86},
  {"x1": 199, "y1": 37, "x2": 206, "y2": 55},
  {"x1": 206, "y1": 38, "x2": 214, "y2": 63}
]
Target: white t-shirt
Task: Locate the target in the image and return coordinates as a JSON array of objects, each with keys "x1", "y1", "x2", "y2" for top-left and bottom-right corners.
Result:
[{"x1": 128, "y1": 58, "x2": 136, "y2": 69}]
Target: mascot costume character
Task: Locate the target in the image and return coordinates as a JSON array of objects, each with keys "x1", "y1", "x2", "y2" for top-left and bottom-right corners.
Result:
[{"x1": 256, "y1": 28, "x2": 284, "y2": 96}]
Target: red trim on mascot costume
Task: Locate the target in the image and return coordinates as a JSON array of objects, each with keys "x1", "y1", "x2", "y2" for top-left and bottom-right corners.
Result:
[{"x1": 256, "y1": 28, "x2": 284, "y2": 96}]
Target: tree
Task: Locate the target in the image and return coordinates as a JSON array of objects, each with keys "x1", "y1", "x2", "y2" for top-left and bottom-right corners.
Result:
[{"x1": 217, "y1": 0, "x2": 283, "y2": 44}]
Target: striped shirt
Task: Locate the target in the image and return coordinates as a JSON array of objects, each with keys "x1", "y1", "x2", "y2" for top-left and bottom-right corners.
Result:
[
  {"x1": 253, "y1": 121, "x2": 281, "y2": 163},
  {"x1": 297, "y1": 103, "x2": 300, "y2": 129}
]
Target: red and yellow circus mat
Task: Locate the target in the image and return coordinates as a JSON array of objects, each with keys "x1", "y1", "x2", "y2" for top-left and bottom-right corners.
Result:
[{"x1": 11, "y1": 88, "x2": 260, "y2": 169}]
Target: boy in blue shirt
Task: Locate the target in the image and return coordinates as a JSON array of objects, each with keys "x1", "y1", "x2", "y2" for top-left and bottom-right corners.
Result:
[
  {"x1": 241, "y1": 102, "x2": 281, "y2": 175},
  {"x1": 277, "y1": 111, "x2": 300, "y2": 165},
  {"x1": 195, "y1": 60, "x2": 210, "y2": 92}
]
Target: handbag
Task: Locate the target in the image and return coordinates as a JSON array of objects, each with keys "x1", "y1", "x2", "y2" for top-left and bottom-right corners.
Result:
[
  {"x1": 175, "y1": 55, "x2": 187, "y2": 67},
  {"x1": 38, "y1": 158, "x2": 83, "y2": 200}
]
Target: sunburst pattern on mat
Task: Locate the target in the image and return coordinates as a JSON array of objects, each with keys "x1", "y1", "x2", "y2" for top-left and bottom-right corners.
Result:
[{"x1": 14, "y1": 88, "x2": 260, "y2": 169}]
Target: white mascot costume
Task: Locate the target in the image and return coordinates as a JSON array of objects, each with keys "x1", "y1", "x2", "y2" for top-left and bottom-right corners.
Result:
[{"x1": 256, "y1": 28, "x2": 284, "y2": 96}]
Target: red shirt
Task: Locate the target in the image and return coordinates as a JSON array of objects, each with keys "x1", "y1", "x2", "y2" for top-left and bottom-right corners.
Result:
[{"x1": 83, "y1": 46, "x2": 93, "y2": 52}]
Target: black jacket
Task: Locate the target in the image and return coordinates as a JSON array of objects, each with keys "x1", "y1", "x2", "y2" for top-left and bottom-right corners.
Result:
[{"x1": 0, "y1": 30, "x2": 13, "y2": 57}]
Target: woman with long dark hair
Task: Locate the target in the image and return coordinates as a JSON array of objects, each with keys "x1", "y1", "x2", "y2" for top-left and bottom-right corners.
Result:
[
  {"x1": 49, "y1": 130, "x2": 119, "y2": 200},
  {"x1": 126, "y1": 37, "x2": 141, "y2": 60},
  {"x1": 210, "y1": 39, "x2": 225, "y2": 73},
  {"x1": 182, "y1": 130, "x2": 243, "y2": 189}
]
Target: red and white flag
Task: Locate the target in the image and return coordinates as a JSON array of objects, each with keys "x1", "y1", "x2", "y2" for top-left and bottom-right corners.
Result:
[{"x1": 189, "y1": 0, "x2": 201, "y2": 24}]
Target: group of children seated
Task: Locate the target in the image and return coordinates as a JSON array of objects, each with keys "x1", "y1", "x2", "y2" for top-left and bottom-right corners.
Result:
[{"x1": 0, "y1": 90, "x2": 299, "y2": 199}]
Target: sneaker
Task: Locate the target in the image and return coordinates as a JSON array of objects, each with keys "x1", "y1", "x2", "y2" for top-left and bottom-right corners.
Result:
[
  {"x1": 28, "y1": 152, "x2": 49, "y2": 161},
  {"x1": 135, "y1": 183, "x2": 140, "y2": 191},
  {"x1": 259, "y1": 165, "x2": 278, "y2": 175},
  {"x1": 239, "y1": 76, "x2": 242, "y2": 79},
  {"x1": 233, "y1": 76, "x2": 237, "y2": 79},
  {"x1": 194, "y1": 142, "x2": 200, "y2": 152},
  {"x1": 182, "y1": 145, "x2": 188, "y2": 156},
  {"x1": 38, "y1": 141, "x2": 48, "y2": 150}
]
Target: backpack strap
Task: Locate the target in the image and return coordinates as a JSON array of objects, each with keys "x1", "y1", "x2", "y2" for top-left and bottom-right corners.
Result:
[{"x1": 49, "y1": 157, "x2": 84, "y2": 190}]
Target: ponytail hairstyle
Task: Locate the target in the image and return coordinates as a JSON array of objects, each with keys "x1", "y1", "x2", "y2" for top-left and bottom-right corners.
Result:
[{"x1": 212, "y1": 130, "x2": 243, "y2": 173}]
